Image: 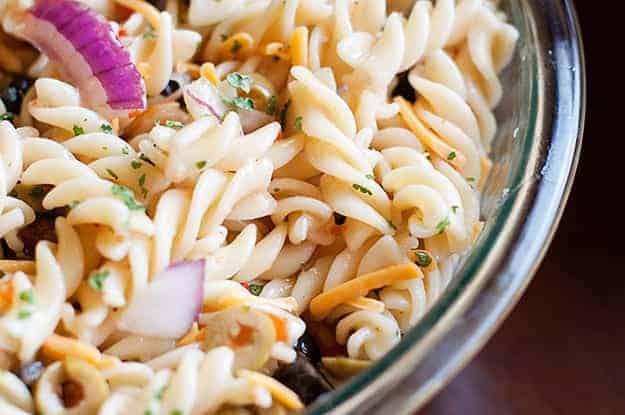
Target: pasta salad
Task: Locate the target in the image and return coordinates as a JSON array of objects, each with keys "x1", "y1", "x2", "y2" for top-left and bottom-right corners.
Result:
[{"x1": 0, "y1": 0, "x2": 518, "y2": 413}]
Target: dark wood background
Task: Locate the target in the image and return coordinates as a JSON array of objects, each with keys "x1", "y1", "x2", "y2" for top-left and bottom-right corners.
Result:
[{"x1": 420, "y1": 1, "x2": 625, "y2": 414}]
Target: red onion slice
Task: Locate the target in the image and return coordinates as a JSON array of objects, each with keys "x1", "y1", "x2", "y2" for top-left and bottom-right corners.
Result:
[
  {"x1": 118, "y1": 260, "x2": 205, "y2": 339},
  {"x1": 8, "y1": 0, "x2": 146, "y2": 118}
]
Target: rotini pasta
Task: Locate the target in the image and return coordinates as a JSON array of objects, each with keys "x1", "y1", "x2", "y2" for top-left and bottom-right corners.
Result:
[{"x1": 0, "y1": 0, "x2": 516, "y2": 412}]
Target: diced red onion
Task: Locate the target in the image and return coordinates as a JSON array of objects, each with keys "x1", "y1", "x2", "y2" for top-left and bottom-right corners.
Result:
[
  {"x1": 118, "y1": 260, "x2": 205, "y2": 339},
  {"x1": 8, "y1": 0, "x2": 146, "y2": 118}
]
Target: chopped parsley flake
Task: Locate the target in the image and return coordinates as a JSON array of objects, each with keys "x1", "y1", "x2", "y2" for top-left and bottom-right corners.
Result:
[
  {"x1": 230, "y1": 39, "x2": 242, "y2": 54},
  {"x1": 165, "y1": 120, "x2": 184, "y2": 129},
  {"x1": 223, "y1": 96, "x2": 255, "y2": 111},
  {"x1": 435, "y1": 216, "x2": 450, "y2": 234},
  {"x1": 387, "y1": 219, "x2": 397, "y2": 230},
  {"x1": 1, "y1": 112, "x2": 14, "y2": 121},
  {"x1": 88, "y1": 269, "x2": 110, "y2": 291},
  {"x1": 279, "y1": 99, "x2": 291, "y2": 127},
  {"x1": 266, "y1": 95, "x2": 277, "y2": 115},
  {"x1": 106, "y1": 169, "x2": 118, "y2": 180},
  {"x1": 226, "y1": 72, "x2": 252, "y2": 93},
  {"x1": 196, "y1": 160, "x2": 207, "y2": 169},
  {"x1": 466, "y1": 177, "x2": 476, "y2": 182},
  {"x1": 143, "y1": 28, "x2": 157, "y2": 39},
  {"x1": 220, "y1": 33, "x2": 229, "y2": 42},
  {"x1": 155, "y1": 386, "x2": 166, "y2": 400},
  {"x1": 111, "y1": 184, "x2": 145, "y2": 211},
  {"x1": 131, "y1": 160, "x2": 143, "y2": 169},
  {"x1": 365, "y1": 173, "x2": 375, "y2": 180},
  {"x1": 333, "y1": 212, "x2": 346, "y2": 225},
  {"x1": 139, "y1": 153, "x2": 156, "y2": 166},
  {"x1": 19, "y1": 290, "x2": 35, "y2": 304},
  {"x1": 171, "y1": 410, "x2": 183, "y2": 415},
  {"x1": 121, "y1": 146, "x2": 130, "y2": 155},
  {"x1": 138, "y1": 174, "x2": 146, "y2": 187},
  {"x1": 352, "y1": 183, "x2": 373, "y2": 196},
  {"x1": 17, "y1": 310, "x2": 31, "y2": 319},
  {"x1": 101, "y1": 124, "x2": 113, "y2": 134},
  {"x1": 294, "y1": 116, "x2": 303, "y2": 131},
  {"x1": 451, "y1": 205, "x2": 459, "y2": 214},
  {"x1": 72, "y1": 125, "x2": 85, "y2": 136},
  {"x1": 414, "y1": 251, "x2": 432, "y2": 267},
  {"x1": 447, "y1": 151, "x2": 457, "y2": 161},
  {"x1": 248, "y1": 284, "x2": 263, "y2": 296},
  {"x1": 102, "y1": 146, "x2": 108, "y2": 151}
]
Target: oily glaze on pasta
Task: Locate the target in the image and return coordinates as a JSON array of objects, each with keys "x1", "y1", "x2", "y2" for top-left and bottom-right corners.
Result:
[{"x1": 0, "y1": 0, "x2": 517, "y2": 413}]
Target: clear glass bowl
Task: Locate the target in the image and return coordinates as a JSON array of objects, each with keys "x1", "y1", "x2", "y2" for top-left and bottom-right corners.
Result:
[{"x1": 305, "y1": 1, "x2": 586, "y2": 414}]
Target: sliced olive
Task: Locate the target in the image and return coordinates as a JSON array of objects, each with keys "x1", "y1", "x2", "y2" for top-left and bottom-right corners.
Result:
[
  {"x1": 20, "y1": 361, "x2": 44, "y2": 386},
  {"x1": 295, "y1": 331, "x2": 321, "y2": 364},
  {"x1": 161, "y1": 79, "x2": 180, "y2": 97},
  {"x1": 17, "y1": 213, "x2": 57, "y2": 258},
  {"x1": 272, "y1": 353, "x2": 333, "y2": 405},
  {"x1": 321, "y1": 357, "x2": 371, "y2": 379},
  {"x1": 201, "y1": 305, "x2": 276, "y2": 371},
  {"x1": 1, "y1": 75, "x2": 34, "y2": 115}
]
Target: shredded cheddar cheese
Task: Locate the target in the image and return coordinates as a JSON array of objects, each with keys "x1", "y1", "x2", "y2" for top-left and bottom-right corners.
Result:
[
  {"x1": 310, "y1": 263, "x2": 423, "y2": 319},
  {"x1": 0, "y1": 38, "x2": 22, "y2": 73},
  {"x1": 200, "y1": 62, "x2": 220, "y2": 85},
  {"x1": 238, "y1": 369, "x2": 304, "y2": 411},
  {"x1": 176, "y1": 322, "x2": 201, "y2": 347},
  {"x1": 113, "y1": 0, "x2": 161, "y2": 29},
  {"x1": 0, "y1": 281, "x2": 14, "y2": 313},
  {"x1": 395, "y1": 97, "x2": 467, "y2": 169},
  {"x1": 290, "y1": 27, "x2": 309, "y2": 67},
  {"x1": 0, "y1": 260, "x2": 36, "y2": 275},
  {"x1": 40, "y1": 334, "x2": 117, "y2": 369}
]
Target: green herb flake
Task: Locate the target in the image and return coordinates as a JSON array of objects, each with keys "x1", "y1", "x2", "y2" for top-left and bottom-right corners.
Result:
[
  {"x1": 414, "y1": 251, "x2": 432, "y2": 267},
  {"x1": 165, "y1": 120, "x2": 184, "y2": 130},
  {"x1": 1, "y1": 112, "x2": 14, "y2": 121},
  {"x1": 230, "y1": 39, "x2": 242, "y2": 54},
  {"x1": 466, "y1": 177, "x2": 476, "y2": 183},
  {"x1": 220, "y1": 33, "x2": 229, "y2": 42},
  {"x1": 333, "y1": 212, "x2": 346, "y2": 225},
  {"x1": 387, "y1": 219, "x2": 397, "y2": 230},
  {"x1": 28, "y1": 185, "x2": 45, "y2": 198},
  {"x1": 447, "y1": 151, "x2": 457, "y2": 161},
  {"x1": 121, "y1": 146, "x2": 130, "y2": 155},
  {"x1": 143, "y1": 28, "x2": 157, "y2": 39},
  {"x1": 294, "y1": 116, "x2": 303, "y2": 131},
  {"x1": 365, "y1": 173, "x2": 375, "y2": 180},
  {"x1": 68, "y1": 200, "x2": 80, "y2": 209},
  {"x1": 102, "y1": 146, "x2": 108, "y2": 151},
  {"x1": 101, "y1": 124, "x2": 113, "y2": 134},
  {"x1": 111, "y1": 184, "x2": 146, "y2": 211},
  {"x1": 266, "y1": 95, "x2": 278, "y2": 115},
  {"x1": 19, "y1": 290, "x2": 35, "y2": 304},
  {"x1": 139, "y1": 153, "x2": 156, "y2": 166},
  {"x1": 272, "y1": 188, "x2": 280, "y2": 193},
  {"x1": 352, "y1": 183, "x2": 373, "y2": 196},
  {"x1": 279, "y1": 99, "x2": 291, "y2": 127},
  {"x1": 195, "y1": 160, "x2": 207, "y2": 170},
  {"x1": 72, "y1": 125, "x2": 85, "y2": 136},
  {"x1": 223, "y1": 96, "x2": 255, "y2": 111},
  {"x1": 226, "y1": 72, "x2": 252, "y2": 94},
  {"x1": 451, "y1": 205, "x2": 459, "y2": 214},
  {"x1": 106, "y1": 169, "x2": 118, "y2": 180},
  {"x1": 171, "y1": 410, "x2": 183, "y2": 415},
  {"x1": 131, "y1": 160, "x2": 143, "y2": 169},
  {"x1": 248, "y1": 284, "x2": 263, "y2": 296},
  {"x1": 17, "y1": 310, "x2": 31, "y2": 319},
  {"x1": 88, "y1": 269, "x2": 110, "y2": 291},
  {"x1": 138, "y1": 174, "x2": 146, "y2": 188},
  {"x1": 155, "y1": 386, "x2": 166, "y2": 400},
  {"x1": 435, "y1": 216, "x2": 450, "y2": 235}
]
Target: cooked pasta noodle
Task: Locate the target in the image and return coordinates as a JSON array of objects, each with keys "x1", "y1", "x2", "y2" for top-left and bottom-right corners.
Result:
[{"x1": 0, "y1": 0, "x2": 517, "y2": 412}]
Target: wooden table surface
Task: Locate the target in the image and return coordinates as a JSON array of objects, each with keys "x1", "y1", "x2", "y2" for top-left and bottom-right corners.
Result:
[{"x1": 420, "y1": 2, "x2": 625, "y2": 414}]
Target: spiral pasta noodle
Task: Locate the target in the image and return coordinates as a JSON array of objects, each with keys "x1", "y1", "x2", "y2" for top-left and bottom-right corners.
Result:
[{"x1": 0, "y1": 0, "x2": 517, "y2": 412}]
